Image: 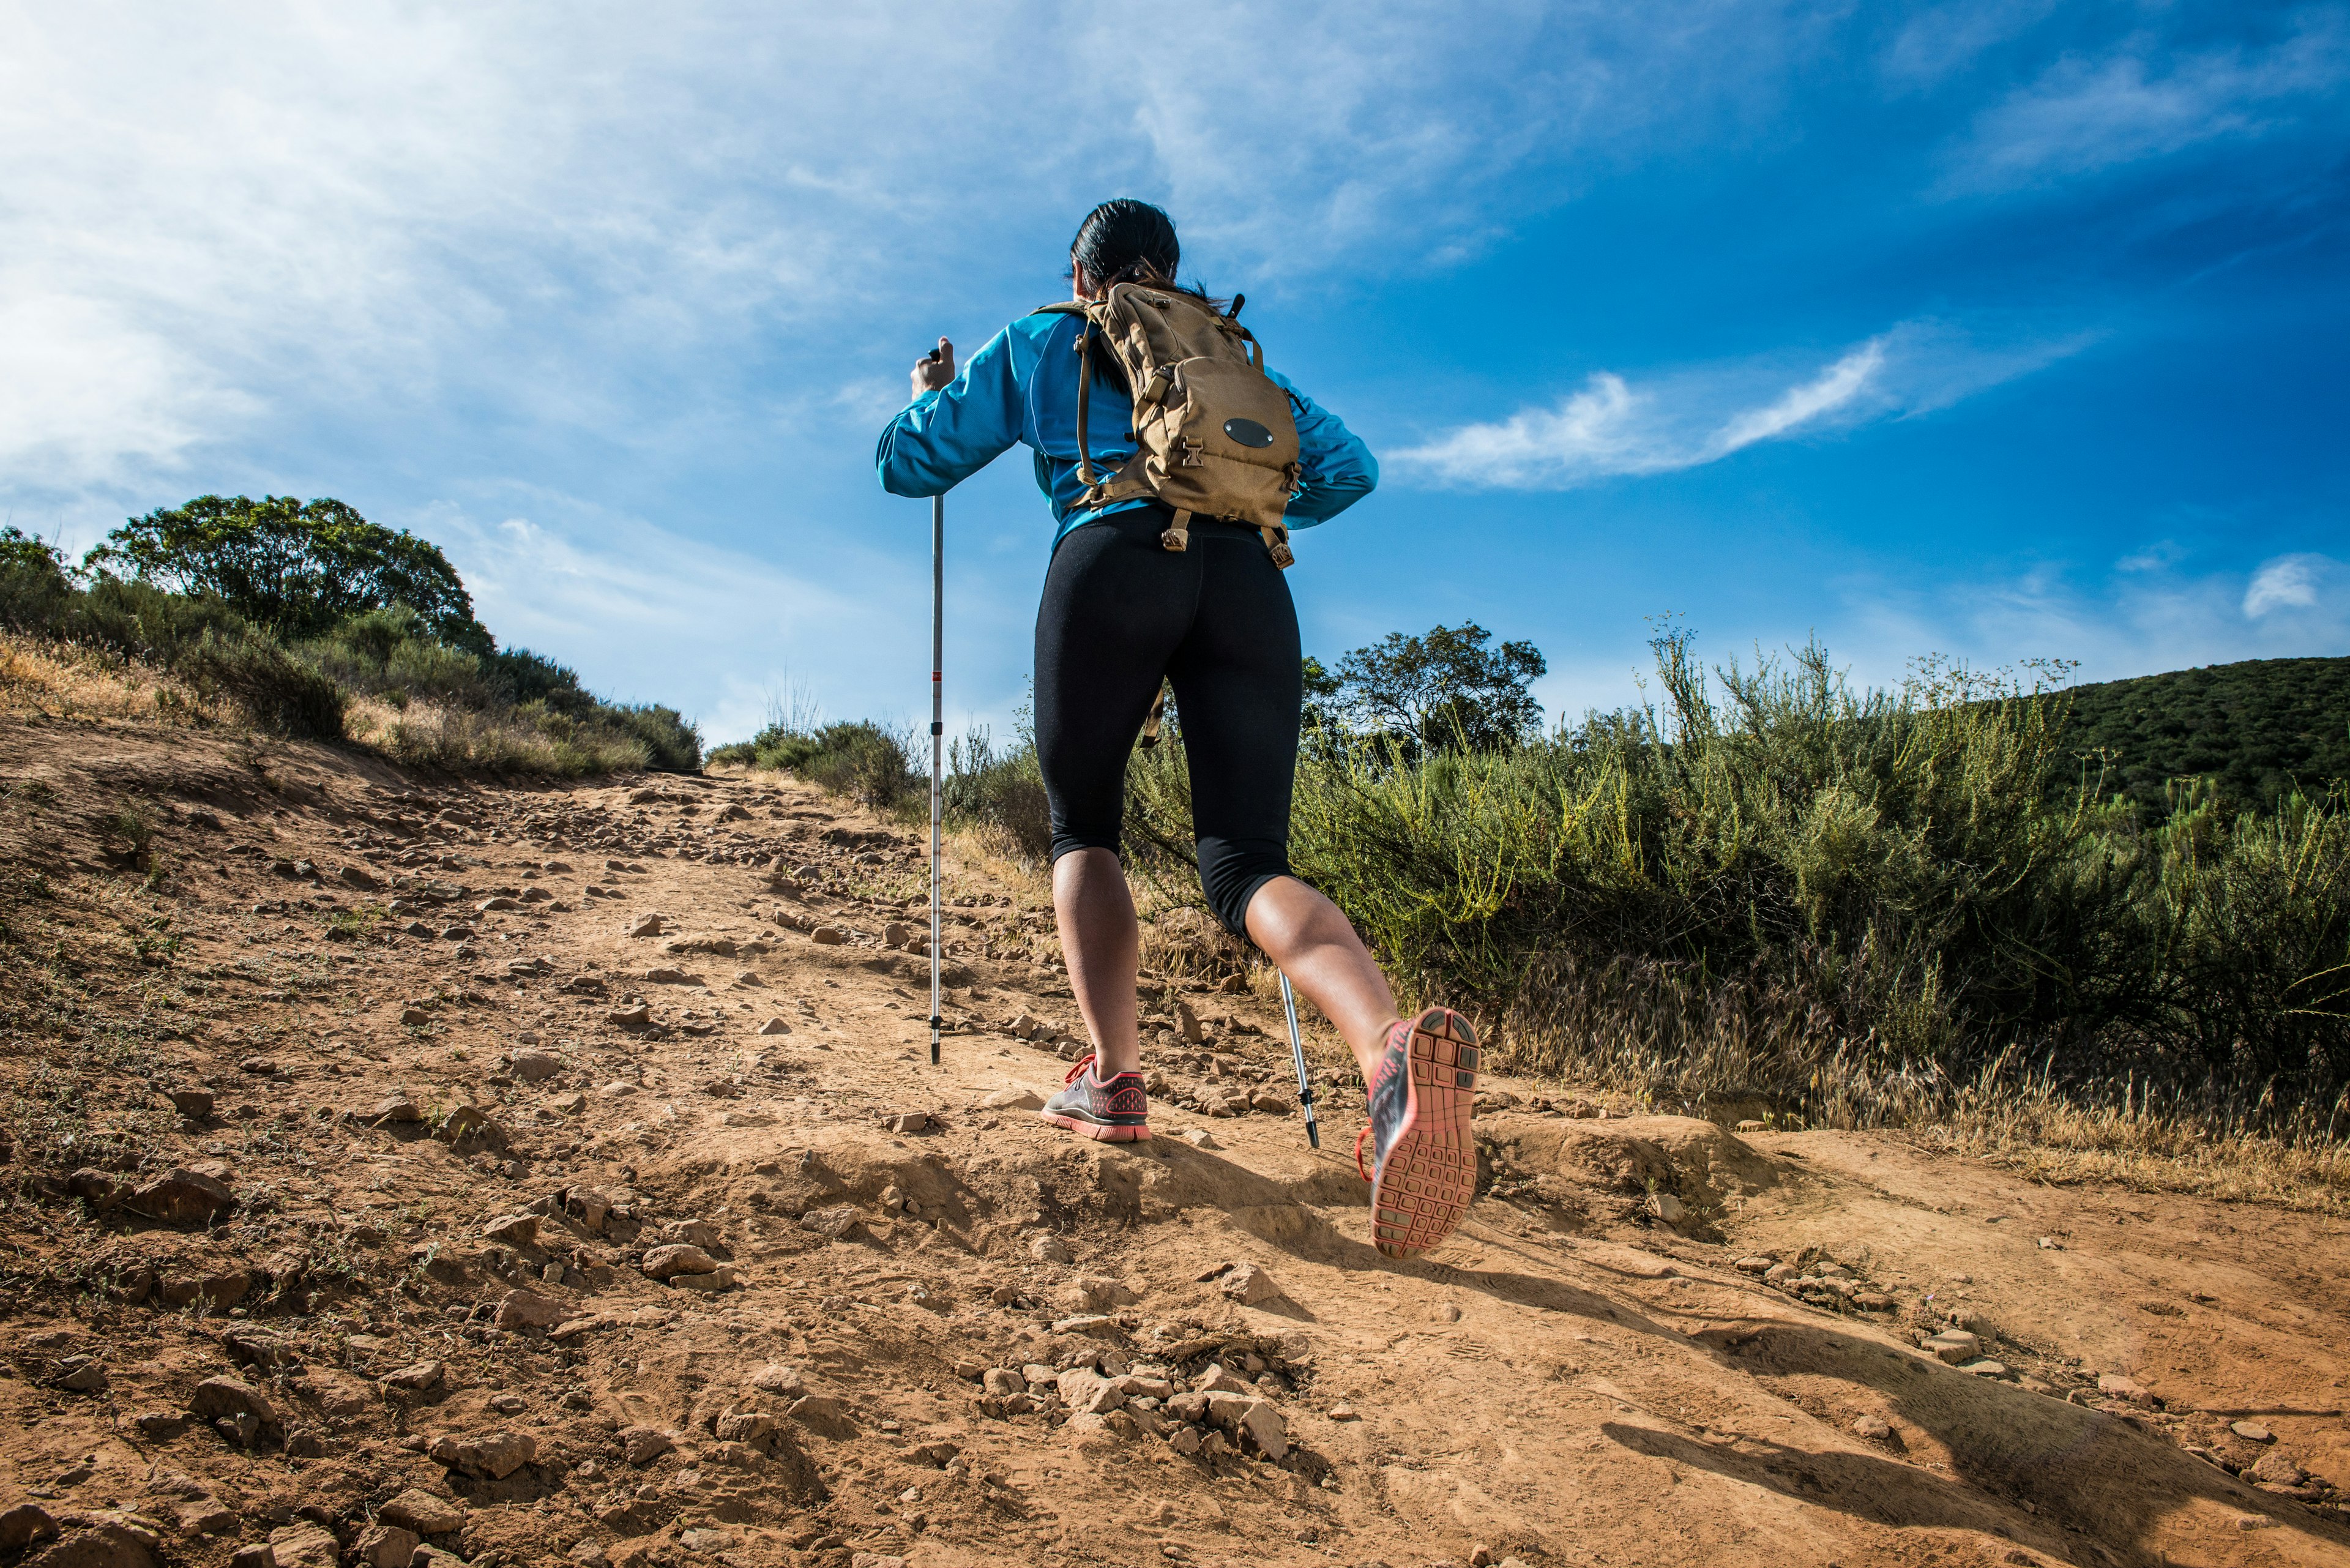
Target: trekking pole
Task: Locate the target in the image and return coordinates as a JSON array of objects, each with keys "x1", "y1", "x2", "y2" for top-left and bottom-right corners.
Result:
[
  {"x1": 1278, "y1": 973, "x2": 1320, "y2": 1149},
  {"x1": 928, "y1": 492, "x2": 944, "y2": 1067}
]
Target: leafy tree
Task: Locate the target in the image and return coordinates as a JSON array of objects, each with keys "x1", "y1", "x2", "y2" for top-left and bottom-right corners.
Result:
[
  {"x1": 0, "y1": 526, "x2": 73, "y2": 631},
  {"x1": 1333, "y1": 622, "x2": 1547, "y2": 753},
  {"x1": 85, "y1": 495, "x2": 490, "y2": 652},
  {"x1": 1300, "y1": 654, "x2": 1341, "y2": 726}
]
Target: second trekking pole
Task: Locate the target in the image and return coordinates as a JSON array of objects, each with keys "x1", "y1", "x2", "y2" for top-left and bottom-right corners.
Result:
[
  {"x1": 1280, "y1": 973, "x2": 1320, "y2": 1149},
  {"x1": 928, "y1": 493, "x2": 944, "y2": 1067}
]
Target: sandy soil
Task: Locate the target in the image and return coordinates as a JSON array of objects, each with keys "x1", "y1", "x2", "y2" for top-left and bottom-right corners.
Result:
[{"x1": 1, "y1": 716, "x2": 2345, "y2": 1568}]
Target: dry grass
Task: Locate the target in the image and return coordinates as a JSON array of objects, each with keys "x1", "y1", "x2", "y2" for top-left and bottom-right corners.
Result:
[
  {"x1": 343, "y1": 697, "x2": 652, "y2": 776},
  {"x1": 1910, "y1": 1087, "x2": 2350, "y2": 1216},
  {"x1": 0, "y1": 633, "x2": 207, "y2": 726}
]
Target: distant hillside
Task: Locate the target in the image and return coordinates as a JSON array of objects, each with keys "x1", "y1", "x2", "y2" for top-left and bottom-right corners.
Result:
[{"x1": 2057, "y1": 655, "x2": 2350, "y2": 812}]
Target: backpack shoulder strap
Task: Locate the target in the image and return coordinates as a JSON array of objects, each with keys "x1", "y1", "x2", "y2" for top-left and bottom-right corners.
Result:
[{"x1": 1026, "y1": 301, "x2": 1108, "y2": 485}]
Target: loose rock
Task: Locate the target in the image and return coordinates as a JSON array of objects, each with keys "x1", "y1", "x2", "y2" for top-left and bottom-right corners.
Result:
[
  {"x1": 125, "y1": 1167, "x2": 233, "y2": 1223},
  {"x1": 0, "y1": 1502, "x2": 59, "y2": 1553},
  {"x1": 1219, "y1": 1264, "x2": 1280, "y2": 1306},
  {"x1": 427, "y1": 1430, "x2": 537, "y2": 1479},
  {"x1": 190, "y1": 1376, "x2": 280, "y2": 1436},
  {"x1": 268, "y1": 1525, "x2": 339, "y2": 1568},
  {"x1": 377, "y1": 1490, "x2": 466, "y2": 1536},
  {"x1": 351, "y1": 1525, "x2": 419, "y2": 1568},
  {"x1": 643, "y1": 1244, "x2": 720, "y2": 1280},
  {"x1": 382, "y1": 1359, "x2": 446, "y2": 1392},
  {"x1": 493, "y1": 1290, "x2": 564, "y2": 1331},
  {"x1": 619, "y1": 1425, "x2": 675, "y2": 1466}
]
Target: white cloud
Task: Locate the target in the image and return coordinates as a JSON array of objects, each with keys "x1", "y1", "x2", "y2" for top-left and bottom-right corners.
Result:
[
  {"x1": 1944, "y1": 15, "x2": 2350, "y2": 191},
  {"x1": 2244, "y1": 553, "x2": 2331, "y2": 618},
  {"x1": 1882, "y1": 0, "x2": 2057, "y2": 88},
  {"x1": 0, "y1": 1, "x2": 1825, "y2": 502},
  {"x1": 1715, "y1": 341, "x2": 1887, "y2": 452},
  {"x1": 2115, "y1": 540, "x2": 2186, "y2": 573},
  {"x1": 419, "y1": 499, "x2": 876, "y2": 734},
  {"x1": 1392, "y1": 321, "x2": 2085, "y2": 490},
  {"x1": 1815, "y1": 548, "x2": 2350, "y2": 704}
]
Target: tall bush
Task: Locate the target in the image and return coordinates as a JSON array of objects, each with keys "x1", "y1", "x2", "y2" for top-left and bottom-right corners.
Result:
[{"x1": 1119, "y1": 632, "x2": 2350, "y2": 1119}]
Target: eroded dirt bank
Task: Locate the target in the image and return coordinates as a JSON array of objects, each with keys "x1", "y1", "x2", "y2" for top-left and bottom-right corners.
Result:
[{"x1": 1, "y1": 717, "x2": 2346, "y2": 1568}]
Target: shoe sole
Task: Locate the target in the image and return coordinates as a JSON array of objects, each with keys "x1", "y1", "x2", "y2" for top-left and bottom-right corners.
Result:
[
  {"x1": 1369, "y1": 1007, "x2": 1479, "y2": 1259},
  {"x1": 1037, "y1": 1111, "x2": 1152, "y2": 1143}
]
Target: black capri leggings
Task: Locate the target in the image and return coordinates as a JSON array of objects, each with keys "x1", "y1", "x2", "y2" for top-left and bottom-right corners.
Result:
[{"x1": 1036, "y1": 506, "x2": 1302, "y2": 935}]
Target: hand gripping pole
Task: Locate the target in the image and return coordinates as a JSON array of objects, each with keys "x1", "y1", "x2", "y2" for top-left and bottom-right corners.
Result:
[{"x1": 1280, "y1": 973, "x2": 1320, "y2": 1149}]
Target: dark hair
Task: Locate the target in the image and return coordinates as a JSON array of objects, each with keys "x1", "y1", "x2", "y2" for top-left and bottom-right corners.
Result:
[{"x1": 1069, "y1": 198, "x2": 1181, "y2": 293}]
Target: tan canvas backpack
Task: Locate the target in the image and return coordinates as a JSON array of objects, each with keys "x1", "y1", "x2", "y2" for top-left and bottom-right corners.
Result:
[{"x1": 1035, "y1": 282, "x2": 1301, "y2": 567}]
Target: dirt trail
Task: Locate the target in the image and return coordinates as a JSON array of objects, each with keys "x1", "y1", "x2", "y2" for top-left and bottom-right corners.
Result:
[{"x1": 1, "y1": 716, "x2": 2346, "y2": 1568}]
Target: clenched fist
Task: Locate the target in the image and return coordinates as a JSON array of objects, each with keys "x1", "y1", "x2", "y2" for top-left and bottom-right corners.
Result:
[{"x1": 911, "y1": 337, "x2": 955, "y2": 400}]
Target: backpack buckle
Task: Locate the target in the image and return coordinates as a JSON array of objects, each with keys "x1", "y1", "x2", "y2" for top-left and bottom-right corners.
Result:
[{"x1": 1178, "y1": 438, "x2": 1206, "y2": 468}]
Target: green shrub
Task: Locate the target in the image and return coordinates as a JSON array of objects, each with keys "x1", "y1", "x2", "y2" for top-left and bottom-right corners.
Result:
[
  {"x1": 305, "y1": 605, "x2": 493, "y2": 707},
  {"x1": 66, "y1": 575, "x2": 252, "y2": 665},
  {"x1": 177, "y1": 628, "x2": 348, "y2": 740},
  {"x1": 606, "y1": 705, "x2": 702, "y2": 774},
  {"x1": 728, "y1": 720, "x2": 914, "y2": 807},
  {"x1": 1112, "y1": 632, "x2": 2350, "y2": 1123},
  {"x1": 944, "y1": 726, "x2": 1051, "y2": 859},
  {"x1": 302, "y1": 606, "x2": 698, "y2": 772},
  {"x1": 1, "y1": 510, "x2": 696, "y2": 775}
]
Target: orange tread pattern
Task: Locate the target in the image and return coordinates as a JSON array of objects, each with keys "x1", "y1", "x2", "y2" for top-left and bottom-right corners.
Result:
[
  {"x1": 1370, "y1": 1007, "x2": 1479, "y2": 1258},
  {"x1": 1039, "y1": 1112, "x2": 1152, "y2": 1143}
]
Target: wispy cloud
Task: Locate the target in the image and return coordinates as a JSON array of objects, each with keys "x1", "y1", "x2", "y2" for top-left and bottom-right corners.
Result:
[
  {"x1": 0, "y1": 1, "x2": 1825, "y2": 503},
  {"x1": 419, "y1": 498, "x2": 876, "y2": 738},
  {"x1": 1942, "y1": 14, "x2": 2350, "y2": 192},
  {"x1": 1821, "y1": 547, "x2": 2350, "y2": 704},
  {"x1": 1392, "y1": 321, "x2": 2086, "y2": 490},
  {"x1": 1882, "y1": 0, "x2": 2057, "y2": 88},
  {"x1": 2244, "y1": 553, "x2": 2333, "y2": 618}
]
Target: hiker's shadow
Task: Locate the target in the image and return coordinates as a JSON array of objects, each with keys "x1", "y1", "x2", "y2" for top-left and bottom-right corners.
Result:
[
  {"x1": 1681, "y1": 1318, "x2": 2350, "y2": 1562},
  {"x1": 1603, "y1": 1421, "x2": 2034, "y2": 1535},
  {"x1": 1122, "y1": 1140, "x2": 2350, "y2": 1563},
  {"x1": 1133, "y1": 1139, "x2": 1655, "y2": 1337}
]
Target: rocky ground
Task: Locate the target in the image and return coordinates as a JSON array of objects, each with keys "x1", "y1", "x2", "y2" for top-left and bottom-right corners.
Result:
[{"x1": 1, "y1": 716, "x2": 2347, "y2": 1568}]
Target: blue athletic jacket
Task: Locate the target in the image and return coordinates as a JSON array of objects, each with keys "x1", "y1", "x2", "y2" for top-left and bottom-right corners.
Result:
[{"x1": 875, "y1": 308, "x2": 1377, "y2": 546}]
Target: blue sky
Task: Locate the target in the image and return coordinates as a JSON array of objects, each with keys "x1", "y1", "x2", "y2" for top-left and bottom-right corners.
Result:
[{"x1": 3, "y1": 2, "x2": 2344, "y2": 743}]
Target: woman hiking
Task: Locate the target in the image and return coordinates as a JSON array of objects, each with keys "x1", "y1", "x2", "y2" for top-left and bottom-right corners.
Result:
[{"x1": 875, "y1": 198, "x2": 1477, "y2": 1260}]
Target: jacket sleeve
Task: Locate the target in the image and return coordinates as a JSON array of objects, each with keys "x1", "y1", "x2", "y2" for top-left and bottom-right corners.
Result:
[
  {"x1": 1270, "y1": 371, "x2": 1378, "y2": 528},
  {"x1": 875, "y1": 326, "x2": 1024, "y2": 498}
]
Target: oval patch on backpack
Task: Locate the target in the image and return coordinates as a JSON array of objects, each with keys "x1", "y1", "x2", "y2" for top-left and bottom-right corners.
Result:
[{"x1": 1222, "y1": 417, "x2": 1275, "y2": 449}]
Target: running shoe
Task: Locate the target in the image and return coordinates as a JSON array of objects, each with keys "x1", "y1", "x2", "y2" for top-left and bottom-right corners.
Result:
[
  {"x1": 1038, "y1": 1054, "x2": 1152, "y2": 1142},
  {"x1": 1355, "y1": 1007, "x2": 1479, "y2": 1258}
]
